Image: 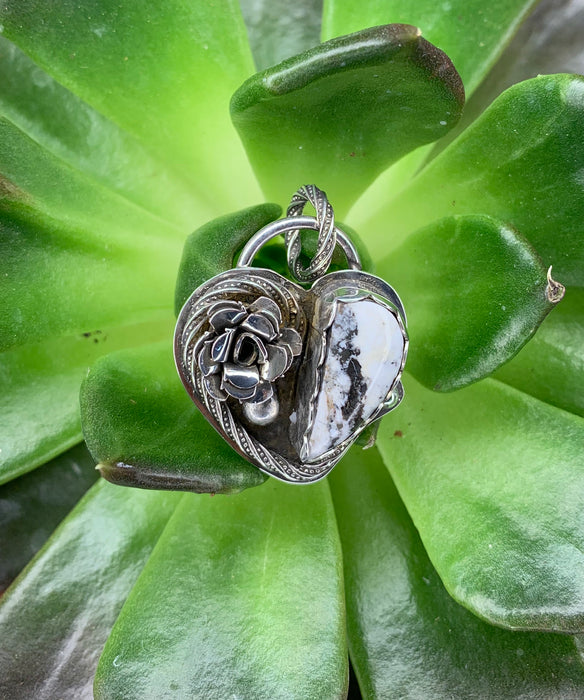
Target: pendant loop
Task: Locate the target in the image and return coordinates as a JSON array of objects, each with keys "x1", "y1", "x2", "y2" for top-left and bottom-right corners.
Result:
[
  {"x1": 285, "y1": 185, "x2": 336, "y2": 283},
  {"x1": 236, "y1": 217, "x2": 362, "y2": 275}
]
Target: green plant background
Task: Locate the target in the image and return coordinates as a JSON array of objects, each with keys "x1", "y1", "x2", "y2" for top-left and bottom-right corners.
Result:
[{"x1": 0, "y1": 0, "x2": 583, "y2": 697}]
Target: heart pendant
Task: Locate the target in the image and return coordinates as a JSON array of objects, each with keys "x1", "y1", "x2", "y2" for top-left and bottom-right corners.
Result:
[{"x1": 174, "y1": 186, "x2": 408, "y2": 484}]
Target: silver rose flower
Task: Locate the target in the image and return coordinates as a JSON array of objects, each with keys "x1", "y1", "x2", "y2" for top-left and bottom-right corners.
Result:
[{"x1": 197, "y1": 296, "x2": 302, "y2": 421}]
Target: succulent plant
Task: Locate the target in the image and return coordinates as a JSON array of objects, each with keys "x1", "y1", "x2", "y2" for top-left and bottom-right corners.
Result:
[{"x1": 1, "y1": 0, "x2": 584, "y2": 698}]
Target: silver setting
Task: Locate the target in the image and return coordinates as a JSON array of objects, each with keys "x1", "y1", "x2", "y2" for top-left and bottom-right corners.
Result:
[{"x1": 174, "y1": 185, "x2": 408, "y2": 484}]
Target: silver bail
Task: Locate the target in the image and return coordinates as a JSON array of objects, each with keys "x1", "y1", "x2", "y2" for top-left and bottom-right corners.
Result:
[
  {"x1": 236, "y1": 185, "x2": 362, "y2": 281},
  {"x1": 285, "y1": 184, "x2": 337, "y2": 283}
]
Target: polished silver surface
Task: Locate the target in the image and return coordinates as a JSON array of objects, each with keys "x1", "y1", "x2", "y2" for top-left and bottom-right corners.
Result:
[
  {"x1": 174, "y1": 185, "x2": 408, "y2": 484},
  {"x1": 237, "y1": 216, "x2": 362, "y2": 273}
]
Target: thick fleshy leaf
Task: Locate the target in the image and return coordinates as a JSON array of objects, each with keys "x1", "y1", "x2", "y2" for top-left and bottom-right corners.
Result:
[
  {"x1": 94, "y1": 480, "x2": 348, "y2": 699},
  {"x1": 0, "y1": 317, "x2": 172, "y2": 484},
  {"x1": 0, "y1": 442, "x2": 97, "y2": 593},
  {"x1": 367, "y1": 74, "x2": 584, "y2": 287},
  {"x1": 0, "y1": 480, "x2": 181, "y2": 699},
  {"x1": 175, "y1": 203, "x2": 282, "y2": 315},
  {"x1": 0, "y1": 115, "x2": 187, "y2": 245},
  {"x1": 0, "y1": 206, "x2": 180, "y2": 352},
  {"x1": 322, "y1": 0, "x2": 537, "y2": 96},
  {"x1": 240, "y1": 0, "x2": 324, "y2": 71},
  {"x1": 0, "y1": 36, "x2": 209, "y2": 229},
  {"x1": 379, "y1": 214, "x2": 562, "y2": 391},
  {"x1": 80, "y1": 341, "x2": 266, "y2": 493},
  {"x1": 377, "y1": 374, "x2": 584, "y2": 632},
  {"x1": 0, "y1": 0, "x2": 259, "y2": 209},
  {"x1": 330, "y1": 447, "x2": 584, "y2": 698},
  {"x1": 322, "y1": 0, "x2": 539, "y2": 207},
  {"x1": 449, "y1": 0, "x2": 584, "y2": 154},
  {"x1": 495, "y1": 287, "x2": 584, "y2": 418},
  {"x1": 231, "y1": 24, "x2": 464, "y2": 213}
]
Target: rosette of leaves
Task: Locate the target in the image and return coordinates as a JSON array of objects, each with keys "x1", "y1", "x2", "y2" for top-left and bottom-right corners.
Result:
[{"x1": 1, "y1": 0, "x2": 584, "y2": 698}]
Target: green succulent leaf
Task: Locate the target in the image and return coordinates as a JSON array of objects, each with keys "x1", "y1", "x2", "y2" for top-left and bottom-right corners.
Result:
[
  {"x1": 494, "y1": 288, "x2": 584, "y2": 417},
  {"x1": 94, "y1": 480, "x2": 348, "y2": 700},
  {"x1": 322, "y1": 0, "x2": 538, "y2": 97},
  {"x1": 0, "y1": 317, "x2": 172, "y2": 484},
  {"x1": 448, "y1": 0, "x2": 584, "y2": 153},
  {"x1": 231, "y1": 24, "x2": 464, "y2": 213},
  {"x1": 0, "y1": 480, "x2": 181, "y2": 699},
  {"x1": 0, "y1": 442, "x2": 97, "y2": 593},
  {"x1": 80, "y1": 341, "x2": 266, "y2": 494},
  {"x1": 330, "y1": 447, "x2": 584, "y2": 699},
  {"x1": 379, "y1": 214, "x2": 562, "y2": 391},
  {"x1": 175, "y1": 203, "x2": 282, "y2": 315},
  {"x1": 367, "y1": 74, "x2": 584, "y2": 287},
  {"x1": 0, "y1": 0, "x2": 259, "y2": 210},
  {"x1": 0, "y1": 114, "x2": 186, "y2": 246},
  {"x1": 240, "y1": 0, "x2": 324, "y2": 71},
  {"x1": 321, "y1": 0, "x2": 539, "y2": 195},
  {"x1": 377, "y1": 374, "x2": 584, "y2": 632},
  {"x1": 0, "y1": 36, "x2": 209, "y2": 230},
  {"x1": 0, "y1": 205, "x2": 179, "y2": 353}
]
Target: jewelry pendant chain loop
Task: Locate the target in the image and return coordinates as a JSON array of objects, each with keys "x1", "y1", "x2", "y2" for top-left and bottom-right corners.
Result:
[
  {"x1": 285, "y1": 184, "x2": 337, "y2": 283},
  {"x1": 236, "y1": 185, "x2": 362, "y2": 278}
]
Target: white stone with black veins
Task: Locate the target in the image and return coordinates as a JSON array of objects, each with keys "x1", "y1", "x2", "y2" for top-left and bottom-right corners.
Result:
[{"x1": 303, "y1": 297, "x2": 405, "y2": 462}]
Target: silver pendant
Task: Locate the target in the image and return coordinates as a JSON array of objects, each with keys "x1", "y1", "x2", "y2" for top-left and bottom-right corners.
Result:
[{"x1": 174, "y1": 185, "x2": 408, "y2": 484}]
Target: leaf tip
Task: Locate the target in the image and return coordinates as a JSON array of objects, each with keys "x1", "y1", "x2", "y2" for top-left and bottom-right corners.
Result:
[{"x1": 546, "y1": 266, "x2": 565, "y2": 304}]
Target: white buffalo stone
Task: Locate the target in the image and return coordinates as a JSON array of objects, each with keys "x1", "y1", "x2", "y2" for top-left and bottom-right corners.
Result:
[{"x1": 303, "y1": 297, "x2": 405, "y2": 462}]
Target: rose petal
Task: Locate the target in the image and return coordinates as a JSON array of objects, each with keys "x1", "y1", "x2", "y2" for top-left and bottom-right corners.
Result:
[
  {"x1": 222, "y1": 379, "x2": 257, "y2": 401},
  {"x1": 233, "y1": 332, "x2": 268, "y2": 366},
  {"x1": 209, "y1": 308, "x2": 247, "y2": 333},
  {"x1": 198, "y1": 340, "x2": 220, "y2": 377},
  {"x1": 189, "y1": 328, "x2": 211, "y2": 369},
  {"x1": 222, "y1": 362, "x2": 260, "y2": 389},
  {"x1": 249, "y1": 381, "x2": 274, "y2": 404},
  {"x1": 204, "y1": 374, "x2": 228, "y2": 401},
  {"x1": 261, "y1": 344, "x2": 291, "y2": 381},
  {"x1": 249, "y1": 296, "x2": 282, "y2": 328},
  {"x1": 282, "y1": 343, "x2": 294, "y2": 373},
  {"x1": 240, "y1": 313, "x2": 277, "y2": 341},
  {"x1": 279, "y1": 327, "x2": 302, "y2": 357},
  {"x1": 254, "y1": 336, "x2": 269, "y2": 363},
  {"x1": 211, "y1": 328, "x2": 237, "y2": 363}
]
